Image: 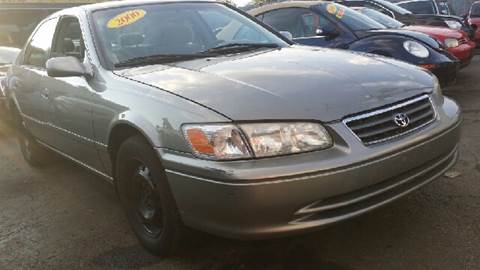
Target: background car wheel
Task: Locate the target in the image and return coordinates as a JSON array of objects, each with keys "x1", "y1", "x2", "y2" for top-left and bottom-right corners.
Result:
[
  {"x1": 116, "y1": 135, "x2": 186, "y2": 256},
  {"x1": 12, "y1": 108, "x2": 53, "y2": 167}
]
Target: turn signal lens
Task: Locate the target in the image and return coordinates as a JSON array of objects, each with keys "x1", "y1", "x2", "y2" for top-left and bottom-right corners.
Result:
[{"x1": 183, "y1": 124, "x2": 251, "y2": 160}]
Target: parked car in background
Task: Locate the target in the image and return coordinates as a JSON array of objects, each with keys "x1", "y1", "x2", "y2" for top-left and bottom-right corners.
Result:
[
  {"x1": 0, "y1": 46, "x2": 20, "y2": 116},
  {"x1": 250, "y1": 2, "x2": 459, "y2": 86},
  {"x1": 334, "y1": 0, "x2": 476, "y2": 39},
  {"x1": 396, "y1": 0, "x2": 452, "y2": 15},
  {"x1": 6, "y1": 0, "x2": 461, "y2": 256},
  {"x1": 356, "y1": 7, "x2": 475, "y2": 67},
  {"x1": 468, "y1": 1, "x2": 480, "y2": 46}
]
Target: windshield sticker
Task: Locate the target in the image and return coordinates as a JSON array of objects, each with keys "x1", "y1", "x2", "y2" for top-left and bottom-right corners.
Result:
[
  {"x1": 327, "y1": 4, "x2": 337, "y2": 14},
  {"x1": 336, "y1": 9, "x2": 345, "y2": 19},
  {"x1": 107, "y1": 9, "x2": 146, "y2": 29}
]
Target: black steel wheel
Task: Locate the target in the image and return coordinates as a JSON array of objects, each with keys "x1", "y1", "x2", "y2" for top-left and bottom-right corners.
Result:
[{"x1": 116, "y1": 135, "x2": 185, "y2": 256}]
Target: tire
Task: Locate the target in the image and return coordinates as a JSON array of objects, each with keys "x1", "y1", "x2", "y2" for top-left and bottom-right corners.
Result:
[
  {"x1": 115, "y1": 135, "x2": 185, "y2": 256},
  {"x1": 12, "y1": 108, "x2": 53, "y2": 167}
]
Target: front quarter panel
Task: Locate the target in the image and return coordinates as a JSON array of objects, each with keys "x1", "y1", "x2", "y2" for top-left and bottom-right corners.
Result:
[{"x1": 90, "y1": 71, "x2": 230, "y2": 175}]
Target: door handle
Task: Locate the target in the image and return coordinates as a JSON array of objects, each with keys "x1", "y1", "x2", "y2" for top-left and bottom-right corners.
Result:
[{"x1": 41, "y1": 88, "x2": 49, "y2": 99}]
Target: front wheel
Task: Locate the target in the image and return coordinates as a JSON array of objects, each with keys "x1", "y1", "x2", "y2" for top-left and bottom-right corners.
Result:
[{"x1": 116, "y1": 135, "x2": 186, "y2": 256}]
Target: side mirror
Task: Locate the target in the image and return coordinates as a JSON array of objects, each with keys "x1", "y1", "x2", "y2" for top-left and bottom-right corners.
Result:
[
  {"x1": 279, "y1": 31, "x2": 293, "y2": 41},
  {"x1": 46, "y1": 56, "x2": 86, "y2": 78},
  {"x1": 316, "y1": 28, "x2": 339, "y2": 38}
]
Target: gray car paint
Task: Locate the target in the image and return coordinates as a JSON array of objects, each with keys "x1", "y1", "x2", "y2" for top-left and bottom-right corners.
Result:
[{"x1": 6, "y1": 0, "x2": 461, "y2": 239}]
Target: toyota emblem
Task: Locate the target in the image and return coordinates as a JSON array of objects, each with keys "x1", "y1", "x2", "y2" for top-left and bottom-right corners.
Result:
[{"x1": 394, "y1": 113, "x2": 410, "y2": 128}]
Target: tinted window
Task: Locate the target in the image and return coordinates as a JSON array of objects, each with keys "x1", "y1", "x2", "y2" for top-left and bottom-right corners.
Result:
[
  {"x1": 262, "y1": 8, "x2": 337, "y2": 38},
  {"x1": 24, "y1": 18, "x2": 57, "y2": 68},
  {"x1": 398, "y1": 1, "x2": 436, "y2": 14},
  {"x1": 471, "y1": 3, "x2": 480, "y2": 17},
  {"x1": 358, "y1": 8, "x2": 404, "y2": 28},
  {"x1": 51, "y1": 17, "x2": 85, "y2": 61},
  {"x1": 319, "y1": 3, "x2": 386, "y2": 31},
  {"x1": 438, "y1": 2, "x2": 450, "y2": 15},
  {"x1": 373, "y1": 0, "x2": 412, "y2": 15}
]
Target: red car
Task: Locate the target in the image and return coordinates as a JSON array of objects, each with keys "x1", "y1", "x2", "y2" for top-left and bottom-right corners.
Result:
[
  {"x1": 356, "y1": 7, "x2": 476, "y2": 68},
  {"x1": 468, "y1": 1, "x2": 480, "y2": 47},
  {"x1": 404, "y1": 25, "x2": 476, "y2": 67}
]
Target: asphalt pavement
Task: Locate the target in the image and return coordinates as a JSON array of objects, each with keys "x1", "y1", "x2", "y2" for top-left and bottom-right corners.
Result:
[{"x1": 1, "y1": 56, "x2": 480, "y2": 270}]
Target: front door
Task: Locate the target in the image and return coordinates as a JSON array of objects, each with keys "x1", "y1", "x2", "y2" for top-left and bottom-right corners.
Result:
[{"x1": 41, "y1": 16, "x2": 104, "y2": 171}]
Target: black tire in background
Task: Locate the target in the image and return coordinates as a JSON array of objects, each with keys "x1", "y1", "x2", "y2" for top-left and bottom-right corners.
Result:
[{"x1": 115, "y1": 135, "x2": 186, "y2": 256}]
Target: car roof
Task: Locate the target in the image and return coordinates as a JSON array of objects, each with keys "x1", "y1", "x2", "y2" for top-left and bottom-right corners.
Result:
[{"x1": 249, "y1": 1, "x2": 327, "y2": 14}]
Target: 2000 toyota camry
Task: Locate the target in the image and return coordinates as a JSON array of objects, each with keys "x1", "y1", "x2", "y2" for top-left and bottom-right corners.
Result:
[{"x1": 5, "y1": 0, "x2": 461, "y2": 255}]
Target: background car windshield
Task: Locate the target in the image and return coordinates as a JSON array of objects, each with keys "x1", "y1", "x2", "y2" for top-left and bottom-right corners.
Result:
[
  {"x1": 0, "y1": 10, "x2": 52, "y2": 48},
  {"x1": 320, "y1": 4, "x2": 386, "y2": 31},
  {"x1": 359, "y1": 8, "x2": 404, "y2": 28},
  {"x1": 398, "y1": 1, "x2": 436, "y2": 14},
  {"x1": 374, "y1": 0, "x2": 412, "y2": 15},
  {"x1": 471, "y1": 3, "x2": 480, "y2": 17},
  {"x1": 92, "y1": 3, "x2": 288, "y2": 68}
]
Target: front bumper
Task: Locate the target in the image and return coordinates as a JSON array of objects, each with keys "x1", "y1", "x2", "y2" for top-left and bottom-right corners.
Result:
[
  {"x1": 449, "y1": 43, "x2": 476, "y2": 68},
  {"x1": 160, "y1": 97, "x2": 461, "y2": 239},
  {"x1": 430, "y1": 61, "x2": 459, "y2": 86}
]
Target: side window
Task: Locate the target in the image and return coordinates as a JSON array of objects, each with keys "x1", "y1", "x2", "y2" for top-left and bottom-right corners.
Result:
[
  {"x1": 262, "y1": 8, "x2": 335, "y2": 39},
  {"x1": 262, "y1": 9, "x2": 305, "y2": 38},
  {"x1": 51, "y1": 17, "x2": 85, "y2": 61},
  {"x1": 301, "y1": 13, "x2": 336, "y2": 37},
  {"x1": 24, "y1": 18, "x2": 58, "y2": 68},
  {"x1": 365, "y1": 4, "x2": 394, "y2": 17}
]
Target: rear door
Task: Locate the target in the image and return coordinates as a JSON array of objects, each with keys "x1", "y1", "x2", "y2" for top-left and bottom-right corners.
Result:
[{"x1": 14, "y1": 18, "x2": 58, "y2": 142}]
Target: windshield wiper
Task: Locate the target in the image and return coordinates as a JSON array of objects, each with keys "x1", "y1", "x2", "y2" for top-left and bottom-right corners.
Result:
[
  {"x1": 114, "y1": 53, "x2": 218, "y2": 68},
  {"x1": 202, "y1": 43, "x2": 280, "y2": 54}
]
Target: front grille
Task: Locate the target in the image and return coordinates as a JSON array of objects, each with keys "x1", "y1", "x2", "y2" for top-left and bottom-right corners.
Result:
[{"x1": 344, "y1": 95, "x2": 436, "y2": 145}]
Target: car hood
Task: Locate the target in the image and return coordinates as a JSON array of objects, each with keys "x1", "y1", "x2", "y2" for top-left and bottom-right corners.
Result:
[
  {"x1": 403, "y1": 25, "x2": 463, "y2": 40},
  {"x1": 360, "y1": 28, "x2": 441, "y2": 49},
  {"x1": 115, "y1": 46, "x2": 434, "y2": 122}
]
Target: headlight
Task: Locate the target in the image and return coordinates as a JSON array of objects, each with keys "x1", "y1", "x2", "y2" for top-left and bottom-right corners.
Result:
[
  {"x1": 445, "y1": 20, "x2": 462, "y2": 30},
  {"x1": 403, "y1": 41, "x2": 430, "y2": 58},
  {"x1": 240, "y1": 123, "x2": 332, "y2": 158},
  {"x1": 444, "y1": 38, "x2": 459, "y2": 48},
  {"x1": 182, "y1": 122, "x2": 332, "y2": 160}
]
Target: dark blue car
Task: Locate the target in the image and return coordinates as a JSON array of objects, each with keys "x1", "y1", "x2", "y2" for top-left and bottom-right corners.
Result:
[{"x1": 249, "y1": 1, "x2": 459, "y2": 86}]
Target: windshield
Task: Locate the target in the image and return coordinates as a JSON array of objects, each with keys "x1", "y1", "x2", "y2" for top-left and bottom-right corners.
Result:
[
  {"x1": 374, "y1": 0, "x2": 412, "y2": 15},
  {"x1": 319, "y1": 3, "x2": 386, "y2": 31},
  {"x1": 0, "y1": 9, "x2": 54, "y2": 48},
  {"x1": 0, "y1": 47, "x2": 20, "y2": 64},
  {"x1": 471, "y1": 3, "x2": 480, "y2": 17},
  {"x1": 358, "y1": 8, "x2": 405, "y2": 28},
  {"x1": 398, "y1": 1, "x2": 436, "y2": 14},
  {"x1": 92, "y1": 3, "x2": 289, "y2": 68}
]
